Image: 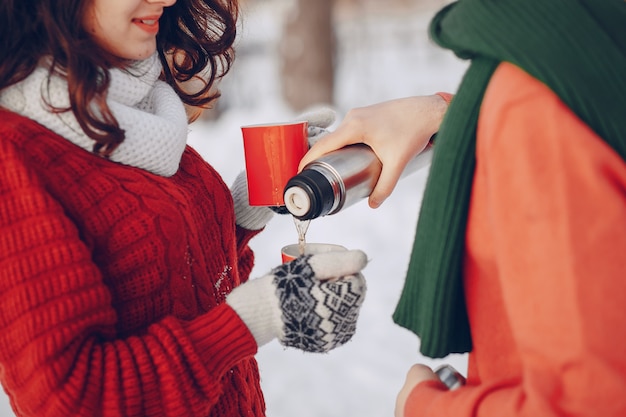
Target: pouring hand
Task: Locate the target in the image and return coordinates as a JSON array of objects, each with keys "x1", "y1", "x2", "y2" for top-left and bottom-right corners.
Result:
[{"x1": 299, "y1": 95, "x2": 449, "y2": 208}]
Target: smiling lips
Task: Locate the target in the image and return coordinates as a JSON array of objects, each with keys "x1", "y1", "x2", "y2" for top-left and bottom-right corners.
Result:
[{"x1": 132, "y1": 16, "x2": 160, "y2": 34}]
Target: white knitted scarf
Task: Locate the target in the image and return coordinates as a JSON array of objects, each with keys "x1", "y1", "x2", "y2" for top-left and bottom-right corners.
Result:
[{"x1": 0, "y1": 53, "x2": 188, "y2": 177}]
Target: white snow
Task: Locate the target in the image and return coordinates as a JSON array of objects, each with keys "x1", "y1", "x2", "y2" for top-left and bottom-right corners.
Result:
[{"x1": 0, "y1": 1, "x2": 470, "y2": 416}]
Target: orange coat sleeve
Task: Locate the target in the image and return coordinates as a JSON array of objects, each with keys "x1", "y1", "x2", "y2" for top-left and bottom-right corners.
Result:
[{"x1": 403, "y1": 62, "x2": 626, "y2": 416}]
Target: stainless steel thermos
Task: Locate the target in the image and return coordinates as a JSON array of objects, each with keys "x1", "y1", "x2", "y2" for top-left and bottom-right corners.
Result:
[{"x1": 283, "y1": 143, "x2": 433, "y2": 220}]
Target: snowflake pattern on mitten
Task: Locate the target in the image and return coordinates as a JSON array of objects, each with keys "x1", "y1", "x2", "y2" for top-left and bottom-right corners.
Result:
[{"x1": 272, "y1": 255, "x2": 366, "y2": 353}]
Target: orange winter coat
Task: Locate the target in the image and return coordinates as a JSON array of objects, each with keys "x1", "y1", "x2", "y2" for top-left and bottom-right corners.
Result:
[{"x1": 406, "y1": 62, "x2": 626, "y2": 416}]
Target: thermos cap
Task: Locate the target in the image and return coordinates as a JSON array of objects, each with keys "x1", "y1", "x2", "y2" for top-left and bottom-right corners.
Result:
[
  {"x1": 284, "y1": 186, "x2": 312, "y2": 217},
  {"x1": 283, "y1": 169, "x2": 337, "y2": 220}
]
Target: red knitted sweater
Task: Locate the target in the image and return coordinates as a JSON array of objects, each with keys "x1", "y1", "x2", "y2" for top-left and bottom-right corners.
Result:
[{"x1": 0, "y1": 109, "x2": 266, "y2": 417}]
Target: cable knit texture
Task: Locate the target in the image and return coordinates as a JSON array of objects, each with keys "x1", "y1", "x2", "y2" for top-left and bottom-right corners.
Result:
[
  {"x1": 0, "y1": 53, "x2": 188, "y2": 176},
  {"x1": 0, "y1": 109, "x2": 266, "y2": 417}
]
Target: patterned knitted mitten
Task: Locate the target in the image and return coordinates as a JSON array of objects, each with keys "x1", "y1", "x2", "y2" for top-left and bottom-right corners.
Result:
[
  {"x1": 226, "y1": 249, "x2": 367, "y2": 353},
  {"x1": 231, "y1": 108, "x2": 336, "y2": 227}
]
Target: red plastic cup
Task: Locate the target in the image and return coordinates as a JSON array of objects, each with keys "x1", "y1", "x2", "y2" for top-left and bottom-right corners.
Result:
[
  {"x1": 281, "y1": 243, "x2": 347, "y2": 263},
  {"x1": 242, "y1": 121, "x2": 309, "y2": 206}
]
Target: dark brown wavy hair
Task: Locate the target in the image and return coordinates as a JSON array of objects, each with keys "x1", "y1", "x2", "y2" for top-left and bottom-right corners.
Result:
[{"x1": 0, "y1": 0, "x2": 239, "y2": 156}]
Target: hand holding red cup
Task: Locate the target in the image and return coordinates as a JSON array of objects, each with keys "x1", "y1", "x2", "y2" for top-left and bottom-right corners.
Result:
[{"x1": 241, "y1": 121, "x2": 309, "y2": 207}]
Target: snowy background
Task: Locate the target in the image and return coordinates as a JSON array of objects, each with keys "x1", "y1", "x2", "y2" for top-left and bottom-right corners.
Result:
[{"x1": 0, "y1": 1, "x2": 470, "y2": 416}]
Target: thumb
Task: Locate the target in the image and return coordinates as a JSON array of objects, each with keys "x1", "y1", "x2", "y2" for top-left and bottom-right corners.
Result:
[
  {"x1": 299, "y1": 125, "x2": 361, "y2": 171},
  {"x1": 307, "y1": 250, "x2": 368, "y2": 280},
  {"x1": 298, "y1": 107, "x2": 336, "y2": 129}
]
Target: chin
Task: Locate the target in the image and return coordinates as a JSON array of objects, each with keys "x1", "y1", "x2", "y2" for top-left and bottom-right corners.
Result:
[
  {"x1": 114, "y1": 43, "x2": 157, "y2": 61},
  {"x1": 131, "y1": 48, "x2": 157, "y2": 60}
]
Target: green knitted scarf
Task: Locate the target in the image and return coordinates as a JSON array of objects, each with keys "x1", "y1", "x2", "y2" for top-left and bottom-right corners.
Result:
[{"x1": 393, "y1": 0, "x2": 626, "y2": 358}]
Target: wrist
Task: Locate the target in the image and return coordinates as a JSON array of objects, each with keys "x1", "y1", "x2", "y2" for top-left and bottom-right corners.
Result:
[
  {"x1": 434, "y1": 92, "x2": 453, "y2": 105},
  {"x1": 429, "y1": 92, "x2": 453, "y2": 145},
  {"x1": 433, "y1": 92, "x2": 452, "y2": 125},
  {"x1": 226, "y1": 275, "x2": 283, "y2": 348}
]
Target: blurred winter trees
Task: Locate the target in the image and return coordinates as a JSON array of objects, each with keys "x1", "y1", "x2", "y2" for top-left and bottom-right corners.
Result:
[
  {"x1": 203, "y1": 0, "x2": 456, "y2": 118},
  {"x1": 276, "y1": 0, "x2": 450, "y2": 111},
  {"x1": 279, "y1": 0, "x2": 335, "y2": 111}
]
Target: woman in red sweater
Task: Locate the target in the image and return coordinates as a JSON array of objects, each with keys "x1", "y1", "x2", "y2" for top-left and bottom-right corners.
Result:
[
  {"x1": 0, "y1": 1, "x2": 368, "y2": 416},
  {"x1": 301, "y1": 0, "x2": 626, "y2": 416}
]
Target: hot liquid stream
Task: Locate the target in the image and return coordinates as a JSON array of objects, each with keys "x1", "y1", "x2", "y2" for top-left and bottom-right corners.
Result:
[{"x1": 293, "y1": 217, "x2": 310, "y2": 255}]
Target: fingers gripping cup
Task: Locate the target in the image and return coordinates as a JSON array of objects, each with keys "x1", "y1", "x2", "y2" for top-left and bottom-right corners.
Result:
[
  {"x1": 281, "y1": 243, "x2": 347, "y2": 263},
  {"x1": 242, "y1": 121, "x2": 309, "y2": 207}
]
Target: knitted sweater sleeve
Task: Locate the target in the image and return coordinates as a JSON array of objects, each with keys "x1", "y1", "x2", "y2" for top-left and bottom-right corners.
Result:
[
  {"x1": 0, "y1": 139, "x2": 258, "y2": 416},
  {"x1": 403, "y1": 63, "x2": 626, "y2": 416}
]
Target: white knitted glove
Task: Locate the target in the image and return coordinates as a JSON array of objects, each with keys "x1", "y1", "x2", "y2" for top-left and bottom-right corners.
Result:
[
  {"x1": 231, "y1": 108, "x2": 336, "y2": 229},
  {"x1": 226, "y1": 249, "x2": 367, "y2": 352},
  {"x1": 231, "y1": 170, "x2": 275, "y2": 230},
  {"x1": 298, "y1": 107, "x2": 336, "y2": 146}
]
